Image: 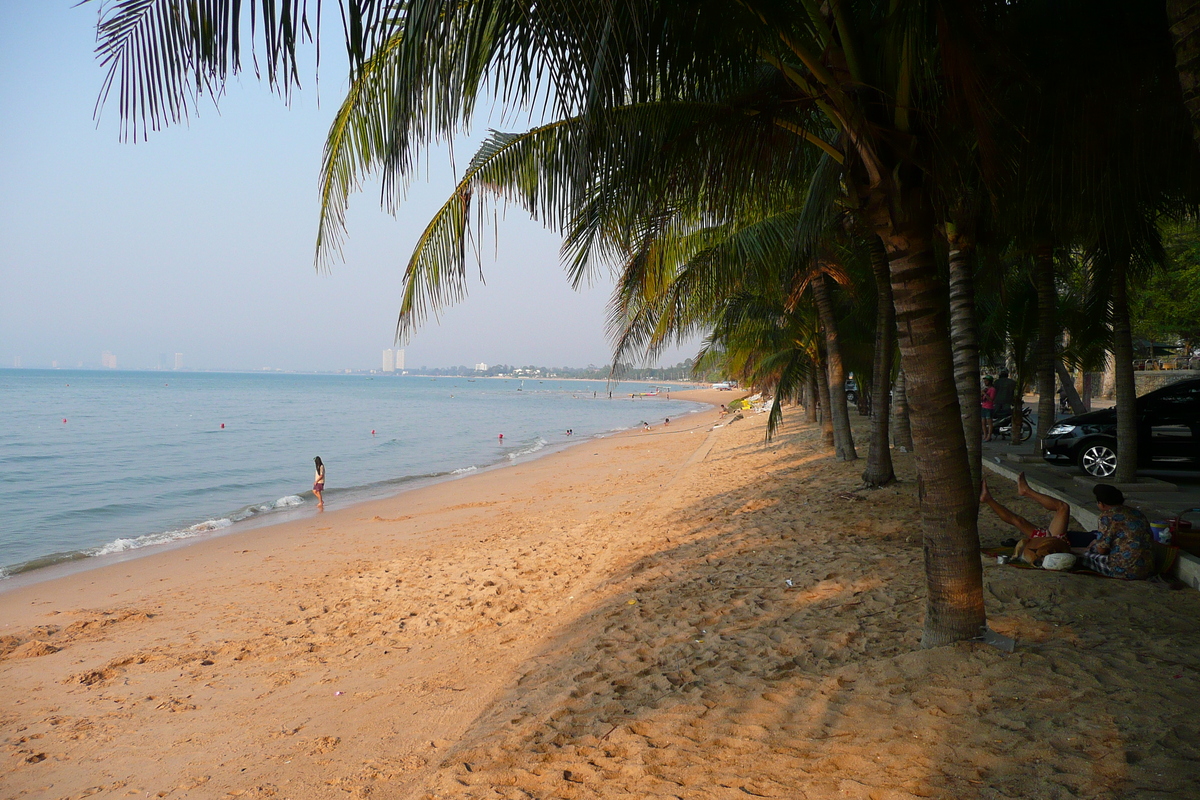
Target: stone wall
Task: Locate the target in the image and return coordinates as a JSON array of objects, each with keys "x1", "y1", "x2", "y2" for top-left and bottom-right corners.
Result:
[{"x1": 1135, "y1": 370, "x2": 1200, "y2": 396}]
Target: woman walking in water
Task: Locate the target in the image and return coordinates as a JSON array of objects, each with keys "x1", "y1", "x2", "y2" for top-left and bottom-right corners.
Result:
[{"x1": 313, "y1": 456, "x2": 326, "y2": 509}]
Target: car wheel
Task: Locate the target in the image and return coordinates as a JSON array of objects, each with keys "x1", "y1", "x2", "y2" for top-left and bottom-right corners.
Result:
[{"x1": 1079, "y1": 442, "x2": 1117, "y2": 478}]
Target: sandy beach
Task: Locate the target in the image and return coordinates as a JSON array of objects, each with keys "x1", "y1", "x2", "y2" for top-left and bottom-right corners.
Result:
[{"x1": 4, "y1": 391, "x2": 1200, "y2": 799}]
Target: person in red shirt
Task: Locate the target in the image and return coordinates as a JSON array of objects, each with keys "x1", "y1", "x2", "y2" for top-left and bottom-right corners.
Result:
[{"x1": 981, "y1": 376, "x2": 997, "y2": 442}]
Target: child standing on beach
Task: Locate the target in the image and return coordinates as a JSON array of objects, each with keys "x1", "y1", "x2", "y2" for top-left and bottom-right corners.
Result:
[{"x1": 313, "y1": 456, "x2": 326, "y2": 509}]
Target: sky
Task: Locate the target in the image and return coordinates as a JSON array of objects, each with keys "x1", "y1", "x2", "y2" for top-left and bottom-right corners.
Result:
[{"x1": 0, "y1": 3, "x2": 695, "y2": 372}]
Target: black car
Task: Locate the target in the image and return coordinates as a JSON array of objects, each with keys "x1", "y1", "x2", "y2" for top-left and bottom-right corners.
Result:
[{"x1": 1043, "y1": 378, "x2": 1200, "y2": 477}]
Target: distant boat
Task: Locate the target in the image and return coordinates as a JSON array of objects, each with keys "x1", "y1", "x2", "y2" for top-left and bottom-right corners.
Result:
[{"x1": 518, "y1": 380, "x2": 524, "y2": 391}]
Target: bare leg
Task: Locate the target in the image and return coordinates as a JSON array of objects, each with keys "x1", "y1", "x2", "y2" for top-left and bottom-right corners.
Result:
[
  {"x1": 1016, "y1": 472, "x2": 1069, "y2": 538},
  {"x1": 315, "y1": 489, "x2": 324, "y2": 509},
  {"x1": 980, "y1": 478, "x2": 1039, "y2": 538}
]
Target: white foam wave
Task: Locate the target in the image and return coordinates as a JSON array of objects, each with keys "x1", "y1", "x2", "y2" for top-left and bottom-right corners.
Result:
[
  {"x1": 89, "y1": 517, "x2": 233, "y2": 556},
  {"x1": 230, "y1": 495, "x2": 306, "y2": 522},
  {"x1": 506, "y1": 437, "x2": 548, "y2": 460},
  {"x1": 451, "y1": 466, "x2": 477, "y2": 475},
  {"x1": 84, "y1": 494, "x2": 306, "y2": 559}
]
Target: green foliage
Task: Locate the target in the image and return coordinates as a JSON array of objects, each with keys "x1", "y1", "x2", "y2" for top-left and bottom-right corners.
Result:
[{"x1": 1131, "y1": 222, "x2": 1200, "y2": 351}]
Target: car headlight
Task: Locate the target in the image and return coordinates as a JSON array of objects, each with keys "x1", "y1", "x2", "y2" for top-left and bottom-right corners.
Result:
[{"x1": 1047, "y1": 424, "x2": 1078, "y2": 436}]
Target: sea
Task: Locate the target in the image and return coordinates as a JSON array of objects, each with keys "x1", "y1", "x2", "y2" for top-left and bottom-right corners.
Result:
[{"x1": 0, "y1": 370, "x2": 703, "y2": 580}]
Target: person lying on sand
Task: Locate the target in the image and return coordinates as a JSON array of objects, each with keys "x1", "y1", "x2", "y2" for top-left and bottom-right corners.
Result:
[
  {"x1": 980, "y1": 473, "x2": 1075, "y2": 564},
  {"x1": 980, "y1": 472, "x2": 1071, "y2": 541}
]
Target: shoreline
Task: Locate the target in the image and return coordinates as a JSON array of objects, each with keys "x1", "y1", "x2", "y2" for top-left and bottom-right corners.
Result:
[
  {"x1": 0, "y1": 389, "x2": 724, "y2": 591},
  {"x1": 10, "y1": 399, "x2": 1188, "y2": 799}
]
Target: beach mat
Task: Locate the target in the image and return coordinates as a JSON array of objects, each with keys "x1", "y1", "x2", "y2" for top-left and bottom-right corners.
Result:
[{"x1": 981, "y1": 544, "x2": 1181, "y2": 579}]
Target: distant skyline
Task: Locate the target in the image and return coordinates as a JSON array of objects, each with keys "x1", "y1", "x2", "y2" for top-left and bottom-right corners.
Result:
[{"x1": 0, "y1": 5, "x2": 696, "y2": 373}]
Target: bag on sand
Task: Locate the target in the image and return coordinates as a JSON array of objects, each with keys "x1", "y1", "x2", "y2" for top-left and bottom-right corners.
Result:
[
  {"x1": 1014, "y1": 536, "x2": 1072, "y2": 566},
  {"x1": 1041, "y1": 552, "x2": 1077, "y2": 571}
]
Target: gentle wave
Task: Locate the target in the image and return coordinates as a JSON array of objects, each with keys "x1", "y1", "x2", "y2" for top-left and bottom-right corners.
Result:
[
  {"x1": 229, "y1": 494, "x2": 305, "y2": 522},
  {"x1": 89, "y1": 516, "x2": 235, "y2": 556},
  {"x1": 1, "y1": 495, "x2": 307, "y2": 578},
  {"x1": 451, "y1": 466, "x2": 477, "y2": 475},
  {"x1": 506, "y1": 437, "x2": 547, "y2": 460}
]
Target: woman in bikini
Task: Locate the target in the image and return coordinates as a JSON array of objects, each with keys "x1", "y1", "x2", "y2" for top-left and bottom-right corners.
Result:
[
  {"x1": 980, "y1": 471, "x2": 1069, "y2": 542},
  {"x1": 313, "y1": 456, "x2": 326, "y2": 509},
  {"x1": 979, "y1": 472, "x2": 1081, "y2": 564}
]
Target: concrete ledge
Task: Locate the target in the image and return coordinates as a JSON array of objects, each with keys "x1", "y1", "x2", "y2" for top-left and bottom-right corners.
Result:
[
  {"x1": 1071, "y1": 475, "x2": 1178, "y2": 493},
  {"x1": 1005, "y1": 453, "x2": 1044, "y2": 464},
  {"x1": 983, "y1": 459, "x2": 1100, "y2": 530},
  {"x1": 1177, "y1": 552, "x2": 1200, "y2": 591}
]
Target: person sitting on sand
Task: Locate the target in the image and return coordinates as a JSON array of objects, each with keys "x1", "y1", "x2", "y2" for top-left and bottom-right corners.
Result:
[{"x1": 1082, "y1": 484, "x2": 1155, "y2": 580}]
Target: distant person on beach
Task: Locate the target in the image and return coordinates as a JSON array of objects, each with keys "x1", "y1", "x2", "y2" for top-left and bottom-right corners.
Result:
[
  {"x1": 1081, "y1": 484, "x2": 1155, "y2": 580},
  {"x1": 664, "y1": 418, "x2": 670, "y2": 426},
  {"x1": 980, "y1": 376, "x2": 996, "y2": 442},
  {"x1": 313, "y1": 456, "x2": 326, "y2": 509},
  {"x1": 719, "y1": 404, "x2": 727, "y2": 418}
]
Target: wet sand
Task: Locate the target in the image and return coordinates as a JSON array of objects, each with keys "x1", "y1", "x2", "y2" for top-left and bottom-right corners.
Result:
[{"x1": 3, "y1": 393, "x2": 1199, "y2": 799}]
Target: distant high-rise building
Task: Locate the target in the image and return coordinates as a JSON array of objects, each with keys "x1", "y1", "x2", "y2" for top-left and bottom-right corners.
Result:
[
  {"x1": 13, "y1": 356, "x2": 21, "y2": 368},
  {"x1": 475, "y1": 362, "x2": 488, "y2": 372},
  {"x1": 101, "y1": 351, "x2": 117, "y2": 369},
  {"x1": 396, "y1": 349, "x2": 405, "y2": 370},
  {"x1": 51, "y1": 360, "x2": 58, "y2": 369},
  {"x1": 382, "y1": 348, "x2": 396, "y2": 373},
  {"x1": 174, "y1": 353, "x2": 184, "y2": 370}
]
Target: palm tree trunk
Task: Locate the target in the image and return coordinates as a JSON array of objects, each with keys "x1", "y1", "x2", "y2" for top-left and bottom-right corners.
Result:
[
  {"x1": 874, "y1": 198, "x2": 984, "y2": 648},
  {"x1": 948, "y1": 232, "x2": 982, "y2": 490},
  {"x1": 1102, "y1": 350, "x2": 1117, "y2": 399},
  {"x1": 1054, "y1": 359, "x2": 1087, "y2": 415},
  {"x1": 804, "y1": 373, "x2": 818, "y2": 424},
  {"x1": 1033, "y1": 242, "x2": 1058, "y2": 450},
  {"x1": 892, "y1": 365, "x2": 914, "y2": 451},
  {"x1": 863, "y1": 235, "x2": 896, "y2": 487},
  {"x1": 856, "y1": 379, "x2": 873, "y2": 416},
  {"x1": 813, "y1": 275, "x2": 858, "y2": 461},
  {"x1": 1112, "y1": 255, "x2": 1139, "y2": 483},
  {"x1": 815, "y1": 344, "x2": 835, "y2": 448},
  {"x1": 1168, "y1": 0, "x2": 1200, "y2": 151}
]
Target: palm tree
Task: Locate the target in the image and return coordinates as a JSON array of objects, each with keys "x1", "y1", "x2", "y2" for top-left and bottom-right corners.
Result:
[{"x1": 91, "y1": 0, "x2": 995, "y2": 647}]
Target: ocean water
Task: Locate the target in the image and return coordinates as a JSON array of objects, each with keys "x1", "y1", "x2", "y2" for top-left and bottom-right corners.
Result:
[{"x1": 0, "y1": 370, "x2": 703, "y2": 577}]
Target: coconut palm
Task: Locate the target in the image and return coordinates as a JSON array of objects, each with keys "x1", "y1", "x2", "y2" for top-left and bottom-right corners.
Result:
[{"x1": 91, "y1": 0, "x2": 995, "y2": 646}]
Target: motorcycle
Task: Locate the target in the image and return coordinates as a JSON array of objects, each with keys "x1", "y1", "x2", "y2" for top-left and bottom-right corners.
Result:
[{"x1": 994, "y1": 404, "x2": 1033, "y2": 442}]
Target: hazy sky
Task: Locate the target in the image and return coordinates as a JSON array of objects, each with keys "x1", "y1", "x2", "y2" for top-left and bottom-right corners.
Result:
[{"x1": 0, "y1": 3, "x2": 694, "y2": 372}]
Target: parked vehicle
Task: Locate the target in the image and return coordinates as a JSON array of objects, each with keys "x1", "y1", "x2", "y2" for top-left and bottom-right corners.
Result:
[
  {"x1": 845, "y1": 378, "x2": 859, "y2": 405},
  {"x1": 1042, "y1": 378, "x2": 1200, "y2": 477},
  {"x1": 995, "y1": 405, "x2": 1033, "y2": 441}
]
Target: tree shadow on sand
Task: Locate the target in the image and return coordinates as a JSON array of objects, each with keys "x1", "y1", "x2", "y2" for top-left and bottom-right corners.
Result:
[{"x1": 418, "y1": 417, "x2": 1200, "y2": 800}]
